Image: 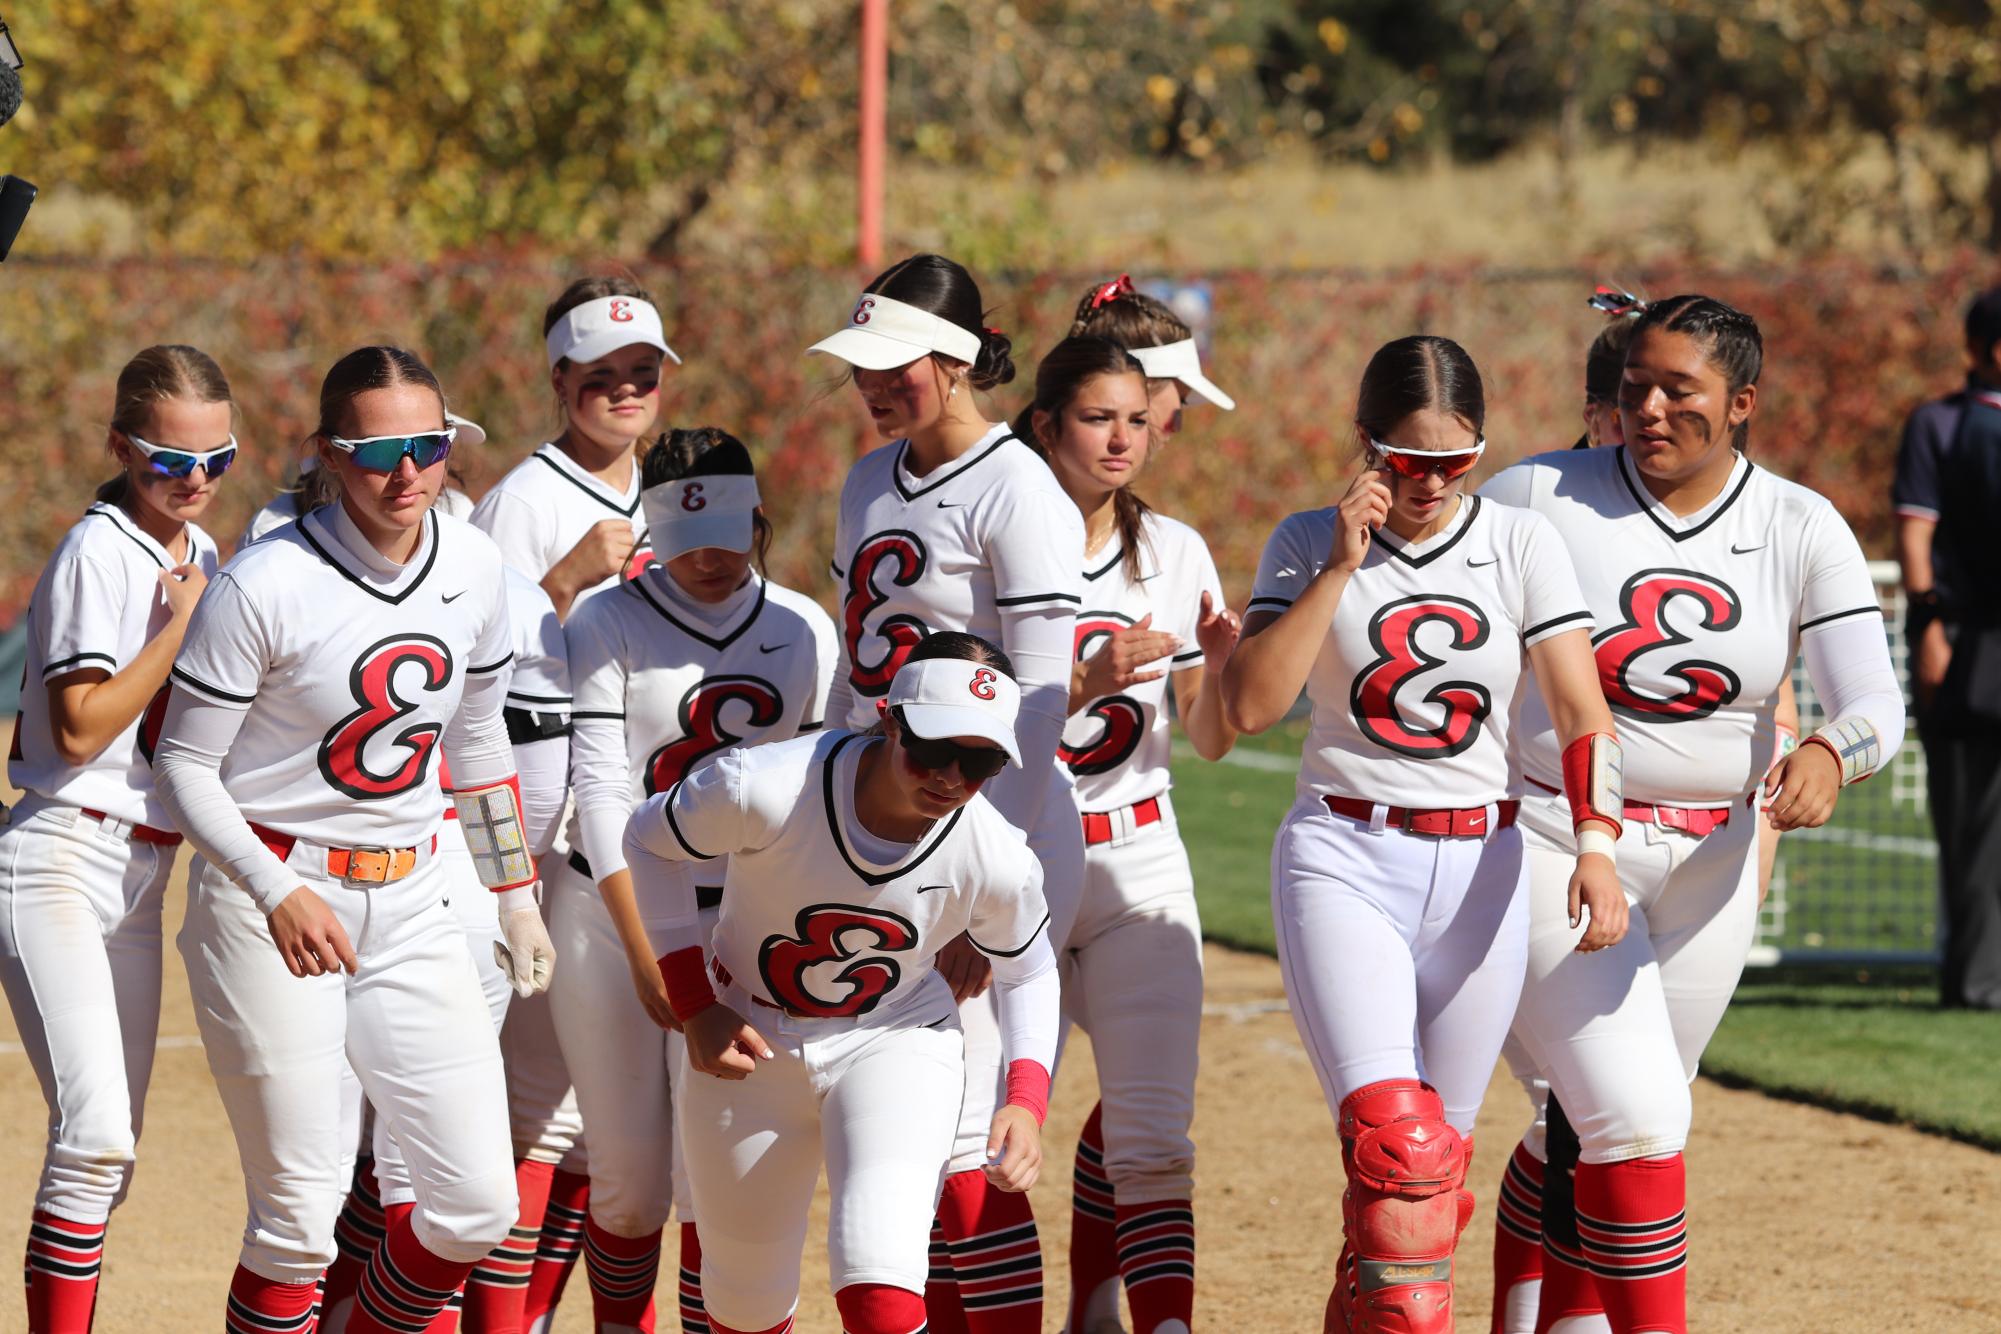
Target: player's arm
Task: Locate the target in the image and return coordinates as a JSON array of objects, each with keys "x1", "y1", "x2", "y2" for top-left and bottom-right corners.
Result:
[
  {"x1": 503, "y1": 573, "x2": 574, "y2": 854},
  {"x1": 544, "y1": 519, "x2": 638, "y2": 620},
  {"x1": 968, "y1": 856, "x2": 1058, "y2": 1194},
  {"x1": 981, "y1": 493, "x2": 1085, "y2": 831},
  {"x1": 1526, "y1": 629, "x2": 1628, "y2": 953},
  {"x1": 1172, "y1": 579, "x2": 1242, "y2": 760},
  {"x1": 43, "y1": 556, "x2": 208, "y2": 765},
  {"x1": 1756, "y1": 679, "x2": 1800, "y2": 904}
]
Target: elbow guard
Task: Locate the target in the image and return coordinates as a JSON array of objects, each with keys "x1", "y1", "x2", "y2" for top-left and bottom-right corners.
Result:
[
  {"x1": 452, "y1": 776, "x2": 538, "y2": 892},
  {"x1": 1561, "y1": 732, "x2": 1624, "y2": 835},
  {"x1": 1805, "y1": 716, "x2": 1883, "y2": 786}
]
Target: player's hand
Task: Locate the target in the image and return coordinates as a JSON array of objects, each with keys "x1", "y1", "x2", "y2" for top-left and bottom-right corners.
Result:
[
  {"x1": 159, "y1": 563, "x2": 209, "y2": 619},
  {"x1": 1075, "y1": 614, "x2": 1182, "y2": 702},
  {"x1": 1332, "y1": 467, "x2": 1393, "y2": 573},
  {"x1": 934, "y1": 933, "x2": 992, "y2": 1002},
  {"x1": 268, "y1": 887, "x2": 358, "y2": 978},
  {"x1": 1567, "y1": 847, "x2": 1628, "y2": 953},
  {"x1": 1764, "y1": 741, "x2": 1842, "y2": 832},
  {"x1": 983, "y1": 1106, "x2": 1043, "y2": 1193},
  {"x1": 684, "y1": 1004, "x2": 774, "y2": 1080},
  {"x1": 1193, "y1": 590, "x2": 1242, "y2": 665},
  {"x1": 495, "y1": 899, "x2": 557, "y2": 998},
  {"x1": 626, "y1": 948, "x2": 682, "y2": 1031},
  {"x1": 553, "y1": 519, "x2": 637, "y2": 593},
  {"x1": 1915, "y1": 620, "x2": 1952, "y2": 708}
]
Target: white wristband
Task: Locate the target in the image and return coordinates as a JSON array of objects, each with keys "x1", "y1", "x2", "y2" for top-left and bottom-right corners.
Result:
[{"x1": 1577, "y1": 827, "x2": 1617, "y2": 862}]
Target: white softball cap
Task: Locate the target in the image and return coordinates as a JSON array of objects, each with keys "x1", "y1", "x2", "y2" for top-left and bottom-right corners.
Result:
[
  {"x1": 1131, "y1": 338, "x2": 1236, "y2": 411},
  {"x1": 808, "y1": 292, "x2": 983, "y2": 370},
  {"x1": 546, "y1": 294, "x2": 682, "y2": 369},
  {"x1": 886, "y1": 655, "x2": 1022, "y2": 767},
  {"x1": 642, "y1": 472, "x2": 761, "y2": 560}
]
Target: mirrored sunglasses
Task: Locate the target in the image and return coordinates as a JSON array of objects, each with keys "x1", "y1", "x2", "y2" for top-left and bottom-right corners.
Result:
[
  {"x1": 125, "y1": 432, "x2": 238, "y2": 479},
  {"x1": 327, "y1": 427, "x2": 457, "y2": 474},
  {"x1": 1369, "y1": 437, "x2": 1486, "y2": 481},
  {"x1": 895, "y1": 724, "x2": 1009, "y2": 782}
]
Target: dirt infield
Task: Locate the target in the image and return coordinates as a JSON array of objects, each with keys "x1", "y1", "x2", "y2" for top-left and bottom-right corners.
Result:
[{"x1": 4, "y1": 889, "x2": 1997, "y2": 1332}]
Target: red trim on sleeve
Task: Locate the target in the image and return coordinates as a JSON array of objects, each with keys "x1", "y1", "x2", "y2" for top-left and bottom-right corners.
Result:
[
  {"x1": 1005, "y1": 1059, "x2": 1052, "y2": 1126},
  {"x1": 657, "y1": 947, "x2": 717, "y2": 1023}
]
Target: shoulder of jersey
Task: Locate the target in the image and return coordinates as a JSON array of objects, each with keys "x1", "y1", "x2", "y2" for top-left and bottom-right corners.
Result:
[
  {"x1": 501, "y1": 562, "x2": 559, "y2": 621},
  {"x1": 763, "y1": 580, "x2": 837, "y2": 633},
  {"x1": 843, "y1": 439, "x2": 904, "y2": 492},
  {"x1": 434, "y1": 509, "x2": 506, "y2": 565},
  {"x1": 958, "y1": 792, "x2": 1038, "y2": 867},
  {"x1": 483, "y1": 444, "x2": 556, "y2": 490},
  {"x1": 64, "y1": 502, "x2": 207, "y2": 568},
  {"x1": 725, "y1": 727, "x2": 841, "y2": 809},
  {"x1": 1745, "y1": 461, "x2": 1839, "y2": 523},
  {"x1": 1141, "y1": 511, "x2": 1211, "y2": 564}
]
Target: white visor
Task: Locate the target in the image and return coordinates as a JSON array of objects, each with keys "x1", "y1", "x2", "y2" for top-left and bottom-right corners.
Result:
[
  {"x1": 807, "y1": 293, "x2": 983, "y2": 370},
  {"x1": 886, "y1": 656, "x2": 1022, "y2": 767},
  {"x1": 546, "y1": 295, "x2": 682, "y2": 369},
  {"x1": 1131, "y1": 338, "x2": 1235, "y2": 411},
  {"x1": 642, "y1": 473, "x2": 761, "y2": 560},
  {"x1": 445, "y1": 412, "x2": 487, "y2": 450}
]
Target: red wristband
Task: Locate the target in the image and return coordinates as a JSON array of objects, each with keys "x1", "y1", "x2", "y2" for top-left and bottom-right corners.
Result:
[
  {"x1": 1004, "y1": 1059, "x2": 1052, "y2": 1126},
  {"x1": 657, "y1": 947, "x2": 717, "y2": 1023}
]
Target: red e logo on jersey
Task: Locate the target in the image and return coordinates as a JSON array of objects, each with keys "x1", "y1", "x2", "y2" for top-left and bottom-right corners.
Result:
[
  {"x1": 1061, "y1": 614, "x2": 1146, "y2": 775},
  {"x1": 644, "y1": 676, "x2": 787, "y2": 797},
  {"x1": 318, "y1": 635, "x2": 455, "y2": 800},
  {"x1": 681, "y1": 482, "x2": 706, "y2": 512},
  {"x1": 608, "y1": 299, "x2": 634, "y2": 323},
  {"x1": 1349, "y1": 596, "x2": 1493, "y2": 758},
  {"x1": 968, "y1": 668, "x2": 998, "y2": 700},
  {"x1": 759, "y1": 904, "x2": 918, "y2": 1017},
  {"x1": 843, "y1": 530, "x2": 931, "y2": 698},
  {"x1": 1593, "y1": 569, "x2": 1743, "y2": 721}
]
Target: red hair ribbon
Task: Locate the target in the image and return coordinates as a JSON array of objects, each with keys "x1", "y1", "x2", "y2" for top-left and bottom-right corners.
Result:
[
  {"x1": 1587, "y1": 284, "x2": 1647, "y2": 317},
  {"x1": 1089, "y1": 274, "x2": 1135, "y2": 310},
  {"x1": 984, "y1": 325, "x2": 1005, "y2": 337}
]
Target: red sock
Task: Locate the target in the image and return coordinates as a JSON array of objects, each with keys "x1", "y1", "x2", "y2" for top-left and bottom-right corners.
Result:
[
  {"x1": 1065, "y1": 1103, "x2": 1121, "y2": 1331},
  {"x1": 25, "y1": 1211, "x2": 106, "y2": 1333},
  {"x1": 522, "y1": 1170, "x2": 588, "y2": 1327},
  {"x1": 461, "y1": 1159, "x2": 553, "y2": 1334},
  {"x1": 1492, "y1": 1142, "x2": 1545, "y2": 1334},
  {"x1": 225, "y1": 1263, "x2": 319, "y2": 1334},
  {"x1": 923, "y1": 1219, "x2": 968, "y2": 1334},
  {"x1": 931, "y1": 1168, "x2": 1040, "y2": 1333},
  {"x1": 836, "y1": 1281, "x2": 927, "y2": 1334},
  {"x1": 1575, "y1": 1155, "x2": 1686, "y2": 1334},
  {"x1": 1116, "y1": 1199, "x2": 1193, "y2": 1333},
  {"x1": 323, "y1": 1156, "x2": 387, "y2": 1323},
  {"x1": 582, "y1": 1215, "x2": 659, "y2": 1330},
  {"x1": 349, "y1": 1202, "x2": 479, "y2": 1334},
  {"x1": 677, "y1": 1222, "x2": 709, "y2": 1333}
]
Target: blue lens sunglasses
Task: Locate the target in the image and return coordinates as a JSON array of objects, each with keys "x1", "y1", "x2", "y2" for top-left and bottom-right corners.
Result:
[
  {"x1": 327, "y1": 427, "x2": 457, "y2": 474},
  {"x1": 124, "y1": 432, "x2": 239, "y2": 480}
]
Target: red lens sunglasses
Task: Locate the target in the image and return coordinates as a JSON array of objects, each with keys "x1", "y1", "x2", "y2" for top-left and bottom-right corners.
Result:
[{"x1": 1369, "y1": 437, "x2": 1486, "y2": 481}]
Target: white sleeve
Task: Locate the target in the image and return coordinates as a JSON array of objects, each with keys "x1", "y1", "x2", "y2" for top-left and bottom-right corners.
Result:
[
  {"x1": 513, "y1": 733, "x2": 570, "y2": 857},
  {"x1": 625, "y1": 750, "x2": 771, "y2": 947},
  {"x1": 982, "y1": 602, "x2": 1074, "y2": 830},
  {"x1": 1800, "y1": 614, "x2": 1905, "y2": 776},
  {"x1": 171, "y1": 573, "x2": 270, "y2": 706},
  {"x1": 1167, "y1": 529, "x2": 1224, "y2": 673},
  {"x1": 470, "y1": 488, "x2": 556, "y2": 580},
  {"x1": 440, "y1": 668, "x2": 515, "y2": 789},
  {"x1": 153, "y1": 688, "x2": 298, "y2": 913},
  {"x1": 38, "y1": 552, "x2": 126, "y2": 680},
  {"x1": 565, "y1": 605, "x2": 633, "y2": 879},
  {"x1": 1514, "y1": 510, "x2": 1594, "y2": 646},
  {"x1": 990, "y1": 933, "x2": 1059, "y2": 1077},
  {"x1": 1797, "y1": 505, "x2": 1884, "y2": 636},
  {"x1": 1248, "y1": 513, "x2": 1326, "y2": 614},
  {"x1": 802, "y1": 603, "x2": 839, "y2": 731},
  {"x1": 1476, "y1": 458, "x2": 1538, "y2": 509}
]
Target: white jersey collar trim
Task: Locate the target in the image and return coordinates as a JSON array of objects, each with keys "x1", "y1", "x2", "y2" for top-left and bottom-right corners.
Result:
[
  {"x1": 85, "y1": 501, "x2": 189, "y2": 570},
  {"x1": 532, "y1": 442, "x2": 643, "y2": 517},
  {"x1": 891, "y1": 422, "x2": 1017, "y2": 502},
  {"x1": 1616, "y1": 446, "x2": 1754, "y2": 542},
  {"x1": 823, "y1": 733, "x2": 965, "y2": 885},
  {"x1": 1369, "y1": 493, "x2": 1480, "y2": 569}
]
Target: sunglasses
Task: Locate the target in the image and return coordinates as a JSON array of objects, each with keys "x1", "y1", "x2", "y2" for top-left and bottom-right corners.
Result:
[
  {"x1": 125, "y1": 432, "x2": 238, "y2": 479},
  {"x1": 327, "y1": 427, "x2": 457, "y2": 474},
  {"x1": 1368, "y1": 437, "x2": 1486, "y2": 481},
  {"x1": 894, "y1": 716, "x2": 1010, "y2": 782}
]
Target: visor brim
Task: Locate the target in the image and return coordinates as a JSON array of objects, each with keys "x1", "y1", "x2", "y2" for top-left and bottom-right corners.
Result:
[
  {"x1": 560, "y1": 331, "x2": 681, "y2": 368},
  {"x1": 656, "y1": 512, "x2": 756, "y2": 561},
  {"x1": 896, "y1": 702, "x2": 1022, "y2": 767},
  {"x1": 808, "y1": 326, "x2": 940, "y2": 371}
]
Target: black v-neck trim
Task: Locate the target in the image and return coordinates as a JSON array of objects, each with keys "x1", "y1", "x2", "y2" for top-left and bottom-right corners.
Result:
[
  {"x1": 821, "y1": 733, "x2": 964, "y2": 886},
  {"x1": 298, "y1": 510, "x2": 440, "y2": 605},
  {"x1": 632, "y1": 575, "x2": 766, "y2": 651},
  {"x1": 891, "y1": 430, "x2": 1018, "y2": 502},
  {"x1": 1083, "y1": 547, "x2": 1124, "y2": 582},
  {"x1": 1616, "y1": 447, "x2": 1755, "y2": 543},
  {"x1": 1374, "y1": 494, "x2": 1481, "y2": 569},
  {"x1": 532, "y1": 447, "x2": 641, "y2": 517},
  {"x1": 85, "y1": 503, "x2": 171, "y2": 570}
]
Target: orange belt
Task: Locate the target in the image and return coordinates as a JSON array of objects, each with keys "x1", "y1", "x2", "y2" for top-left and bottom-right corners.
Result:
[
  {"x1": 80, "y1": 808, "x2": 183, "y2": 847},
  {"x1": 1322, "y1": 794, "x2": 1518, "y2": 838},
  {"x1": 251, "y1": 823, "x2": 435, "y2": 886},
  {"x1": 1080, "y1": 796, "x2": 1163, "y2": 846}
]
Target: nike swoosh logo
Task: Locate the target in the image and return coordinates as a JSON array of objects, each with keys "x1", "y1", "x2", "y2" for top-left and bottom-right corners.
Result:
[
  {"x1": 758, "y1": 643, "x2": 787, "y2": 655},
  {"x1": 1731, "y1": 543, "x2": 1766, "y2": 554},
  {"x1": 1468, "y1": 557, "x2": 1498, "y2": 568},
  {"x1": 918, "y1": 884, "x2": 951, "y2": 894},
  {"x1": 936, "y1": 500, "x2": 964, "y2": 509},
  {"x1": 442, "y1": 589, "x2": 467, "y2": 603}
]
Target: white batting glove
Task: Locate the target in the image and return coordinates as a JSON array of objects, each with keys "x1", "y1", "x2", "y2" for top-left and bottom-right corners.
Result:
[{"x1": 494, "y1": 885, "x2": 556, "y2": 997}]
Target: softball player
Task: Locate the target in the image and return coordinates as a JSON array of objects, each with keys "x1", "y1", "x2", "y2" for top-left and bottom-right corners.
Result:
[
  {"x1": 152, "y1": 347, "x2": 558, "y2": 1334},
  {"x1": 556, "y1": 427, "x2": 835, "y2": 1332},
  {"x1": 1012, "y1": 336, "x2": 1239, "y2": 1334},
  {"x1": 1479, "y1": 296, "x2": 1902, "y2": 1334},
  {"x1": 625, "y1": 635, "x2": 1059, "y2": 1334},
  {"x1": 1220, "y1": 335, "x2": 1626, "y2": 1334},
  {"x1": 810, "y1": 253, "x2": 1085, "y2": 1333},
  {"x1": 1, "y1": 345, "x2": 233, "y2": 1332},
  {"x1": 1066, "y1": 274, "x2": 1236, "y2": 440}
]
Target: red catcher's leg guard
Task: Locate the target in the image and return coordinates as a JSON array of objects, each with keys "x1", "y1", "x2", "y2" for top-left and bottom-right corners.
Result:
[
  {"x1": 678, "y1": 1222, "x2": 709, "y2": 1333},
  {"x1": 1491, "y1": 1141, "x2": 1546, "y2": 1334},
  {"x1": 463, "y1": 1157, "x2": 554, "y2": 1333},
  {"x1": 1066, "y1": 1103, "x2": 1121, "y2": 1332},
  {"x1": 923, "y1": 1220, "x2": 968, "y2": 1334},
  {"x1": 1336, "y1": 1079, "x2": 1470, "y2": 1334},
  {"x1": 225, "y1": 1264, "x2": 319, "y2": 1334},
  {"x1": 1574, "y1": 1156, "x2": 1686, "y2": 1334},
  {"x1": 24, "y1": 1209, "x2": 105, "y2": 1334},
  {"x1": 836, "y1": 1281, "x2": 928, "y2": 1334},
  {"x1": 522, "y1": 1170, "x2": 589, "y2": 1328},
  {"x1": 931, "y1": 1168, "x2": 1041, "y2": 1333}
]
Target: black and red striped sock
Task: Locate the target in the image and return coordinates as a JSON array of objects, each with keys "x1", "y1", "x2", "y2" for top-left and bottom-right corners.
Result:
[
  {"x1": 931, "y1": 1169, "x2": 1041, "y2": 1332},
  {"x1": 1064, "y1": 1103, "x2": 1121, "y2": 1332},
  {"x1": 1492, "y1": 1141, "x2": 1545, "y2": 1334},
  {"x1": 582, "y1": 1215, "x2": 659, "y2": 1330},
  {"x1": 224, "y1": 1264, "x2": 319, "y2": 1334},
  {"x1": 24, "y1": 1210, "x2": 105, "y2": 1333},
  {"x1": 1574, "y1": 1155, "x2": 1686, "y2": 1334},
  {"x1": 678, "y1": 1222, "x2": 710, "y2": 1334},
  {"x1": 323, "y1": 1155, "x2": 387, "y2": 1326},
  {"x1": 348, "y1": 1202, "x2": 478, "y2": 1334},
  {"x1": 922, "y1": 1220, "x2": 967, "y2": 1334},
  {"x1": 1115, "y1": 1198, "x2": 1193, "y2": 1333},
  {"x1": 462, "y1": 1157, "x2": 553, "y2": 1332},
  {"x1": 522, "y1": 1170, "x2": 589, "y2": 1329}
]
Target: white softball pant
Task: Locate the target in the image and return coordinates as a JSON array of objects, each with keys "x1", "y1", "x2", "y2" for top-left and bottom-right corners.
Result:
[
  {"x1": 1510, "y1": 788, "x2": 1759, "y2": 1165},
  {"x1": 0, "y1": 798, "x2": 172, "y2": 1225},
  {"x1": 685, "y1": 973, "x2": 964, "y2": 1331},
  {"x1": 1062, "y1": 797, "x2": 1201, "y2": 1204},
  {"x1": 1271, "y1": 796, "x2": 1529, "y2": 1136},
  {"x1": 179, "y1": 851, "x2": 517, "y2": 1282}
]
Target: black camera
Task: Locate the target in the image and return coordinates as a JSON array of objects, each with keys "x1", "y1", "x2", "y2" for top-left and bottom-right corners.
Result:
[{"x1": 0, "y1": 14, "x2": 31, "y2": 263}]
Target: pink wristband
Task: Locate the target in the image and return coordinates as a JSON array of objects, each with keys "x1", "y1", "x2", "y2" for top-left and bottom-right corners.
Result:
[
  {"x1": 1005, "y1": 1059, "x2": 1052, "y2": 1126},
  {"x1": 657, "y1": 947, "x2": 717, "y2": 1023}
]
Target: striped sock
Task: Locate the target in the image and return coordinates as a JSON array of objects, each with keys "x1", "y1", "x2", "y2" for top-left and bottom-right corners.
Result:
[
  {"x1": 224, "y1": 1264, "x2": 319, "y2": 1334},
  {"x1": 582, "y1": 1215, "x2": 660, "y2": 1329},
  {"x1": 24, "y1": 1210, "x2": 105, "y2": 1333},
  {"x1": 522, "y1": 1171, "x2": 589, "y2": 1329},
  {"x1": 1115, "y1": 1199, "x2": 1193, "y2": 1333},
  {"x1": 1064, "y1": 1103, "x2": 1121, "y2": 1333},
  {"x1": 324, "y1": 1156, "x2": 387, "y2": 1326},
  {"x1": 836, "y1": 1281, "x2": 929, "y2": 1333},
  {"x1": 677, "y1": 1222, "x2": 709, "y2": 1334},
  {"x1": 932, "y1": 1169, "x2": 1041, "y2": 1333},
  {"x1": 463, "y1": 1158, "x2": 553, "y2": 1332},
  {"x1": 1574, "y1": 1155, "x2": 1687, "y2": 1334},
  {"x1": 1492, "y1": 1142, "x2": 1545, "y2": 1334},
  {"x1": 922, "y1": 1221, "x2": 967, "y2": 1334},
  {"x1": 349, "y1": 1202, "x2": 478, "y2": 1334}
]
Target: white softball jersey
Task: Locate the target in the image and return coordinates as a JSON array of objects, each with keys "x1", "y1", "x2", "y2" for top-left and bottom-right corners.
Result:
[
  {"x1": 1481, "y1": 447, "x2": 1882, "y2": 805},
  {"x1": 631, "y1": 730, "x2": 1049, "y2": 1022},
  {"x1": 499, "y1": 564, "x2": 572, "y2": 725},
  {"x1": 8, "y1": 503, "x2": 220, "y2": 827},
  {"x1": 470, "y1": 444, "x2": 652, "y2": 603},
  {"x1": 1063, "y1": 512, "x2": 1223, "y2": 813},
  {"x1": 169, "y1": 505, "x2": 513, "y2": 844},
  {"x1": 1249, "y1": 493, "x2": 1592, "y2": 808},
  {"x1": 565, "y1": 567, "x2": 837, "y2": 880}
]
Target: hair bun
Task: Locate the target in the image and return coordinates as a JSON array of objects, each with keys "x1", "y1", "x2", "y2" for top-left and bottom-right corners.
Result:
[{"x1": 972, "y1": 326, "x2": 1016, "y2": 390}]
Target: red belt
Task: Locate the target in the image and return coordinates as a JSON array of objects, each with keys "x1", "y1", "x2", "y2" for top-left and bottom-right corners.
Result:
[
  {"x1": 1525, "y1": 776, "x2": 1734, "y2": 837},
  {"x1": 80, "y1": 809, "x2": 183, "y2": 847},
  {"x1": 712, "y1": 956, "x2": 800, "y2": 1016},
  {"x1": 1081, "y1": 796, "x2": 1163, "y2": 846},
  {"x1": 1322, "y1": 794, "x2": 1517, "y2": 838},
  {"x1": 251, "y1": 823, "x2": 435, "y2": 886}
]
